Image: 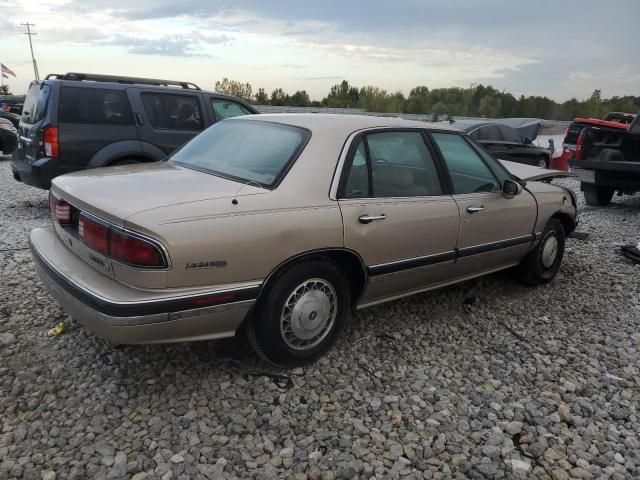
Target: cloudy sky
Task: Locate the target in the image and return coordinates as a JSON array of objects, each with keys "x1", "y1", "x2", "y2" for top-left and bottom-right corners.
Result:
[{"x1": 2, "y1": 0, "x2": 639, "y2": 101}]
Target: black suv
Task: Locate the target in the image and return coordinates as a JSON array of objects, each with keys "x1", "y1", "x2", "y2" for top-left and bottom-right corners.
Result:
[{"x1": 11, "y1": 73, "x2": 258, "y2": 189}]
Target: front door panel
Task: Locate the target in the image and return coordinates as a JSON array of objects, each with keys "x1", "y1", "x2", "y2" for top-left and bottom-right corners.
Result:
[{"x1": 451, "y1": 191, "x2": 537, "y2": 277}]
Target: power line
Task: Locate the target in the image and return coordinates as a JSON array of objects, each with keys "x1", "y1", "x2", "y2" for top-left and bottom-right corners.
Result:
[{"x1": 20, "y1": 22, "x2": 40, "y2": 81}]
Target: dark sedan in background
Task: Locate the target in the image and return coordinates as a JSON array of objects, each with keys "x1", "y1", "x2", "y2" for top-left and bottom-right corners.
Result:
[{"x1": 452, "y1": 120, "x2": 551, "y2": 168}]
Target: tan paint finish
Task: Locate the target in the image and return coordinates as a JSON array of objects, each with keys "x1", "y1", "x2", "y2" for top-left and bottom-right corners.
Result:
[
  {"x1": 36, "y1": 114, "x2": 578, "y2": 345},
  {"x1": 452, "y1": 190, "x2": 538, "y2": 276},
  {"x1": 340, "y1": 196, "x2": 460, "y2": 302}
]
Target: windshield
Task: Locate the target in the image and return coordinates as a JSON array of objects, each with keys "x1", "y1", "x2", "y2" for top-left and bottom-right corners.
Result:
[
  {"x1": 169, "y1": 120, "x2": 310, "y2": 188},
  {"x1": 21, "y1": 83, "x2": 50, "y2": 124}
]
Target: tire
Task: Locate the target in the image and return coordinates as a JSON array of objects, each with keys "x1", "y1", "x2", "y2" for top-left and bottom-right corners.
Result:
[
  {"x1": 536, "y1": 155, "x2": 549, "y2": 169},
  {"x1": 246, "y1": 259, "x2": 351, "y2": 367},
  {"x1": 515, "y1": 219, "x2": 565, "y2": 286},
  {"x1": 583, "y1": 184, "x2": 614, "y2": 206}
]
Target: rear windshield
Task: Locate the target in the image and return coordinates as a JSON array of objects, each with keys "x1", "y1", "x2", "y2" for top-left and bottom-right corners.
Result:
[
  {"x1": 169, "y1": 120, "x2": 310, "y2": 188},
  {"x1": 21, "y1": 83, "x2": 50, "y2": 124}
]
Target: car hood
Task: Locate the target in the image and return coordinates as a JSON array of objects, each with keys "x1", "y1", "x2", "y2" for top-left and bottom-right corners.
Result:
[
  {"x1": 52, "y1": 162, "x2": 266, "y2": 224},
  {"x1": 499, "y1": 160, "x2": 575, "y2": 182}
]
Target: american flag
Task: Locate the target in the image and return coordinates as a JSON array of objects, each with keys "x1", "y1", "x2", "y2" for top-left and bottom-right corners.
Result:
[{"x1": 1, "y1": 64, "x2": 16, "y2": 77}]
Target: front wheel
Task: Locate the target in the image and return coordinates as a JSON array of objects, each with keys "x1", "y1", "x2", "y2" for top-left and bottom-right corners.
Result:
[
  {"x1": 583, "y1": 184, "x2": 614, "y2": 206},
  {"x1": 246, "y1": 260, "x2": 351, "y2": 367},
  {"x1": 515, "y1": 219, "x2": 565, "y2": 286}
]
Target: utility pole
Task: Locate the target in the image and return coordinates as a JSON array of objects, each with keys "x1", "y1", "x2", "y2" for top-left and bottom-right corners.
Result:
[{"x1": 21, "y1": 22, "x2": 40, "y2": 81}]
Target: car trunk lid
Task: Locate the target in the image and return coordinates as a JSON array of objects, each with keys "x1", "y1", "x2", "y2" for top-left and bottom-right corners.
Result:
[{"x1": 51, "y1": 161, "x2": 266, "y2": 225}]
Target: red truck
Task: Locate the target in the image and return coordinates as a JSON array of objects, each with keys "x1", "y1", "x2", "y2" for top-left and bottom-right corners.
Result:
[{"x1": 569, "y1": 113, "x2": 640, "y2": 206}]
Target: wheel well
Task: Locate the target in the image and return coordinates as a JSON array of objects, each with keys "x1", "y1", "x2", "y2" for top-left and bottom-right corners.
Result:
[
  {"x1": 258, "y1": 249, "x2": 368, "y2": 308},
  {"x1": 551, "y1": 212, "x2": 576, "y2": 236},
  {"x1": 109, "y1": 155, "x2": 154, "y2": 166}
]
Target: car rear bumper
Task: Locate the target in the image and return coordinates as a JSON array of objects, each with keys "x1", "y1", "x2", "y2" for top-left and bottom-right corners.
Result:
[
  {"x1": 30, "y1": 226, "x2": 259, "y2": 344},
  {"x1": 11, "y1": 154, "x2": 59, "y2": 189}
]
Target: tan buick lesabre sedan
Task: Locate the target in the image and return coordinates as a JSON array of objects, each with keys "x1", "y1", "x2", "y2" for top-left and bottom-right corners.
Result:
[{"x1": 30, "y1": 114, "x2": 577, "y2": 365}]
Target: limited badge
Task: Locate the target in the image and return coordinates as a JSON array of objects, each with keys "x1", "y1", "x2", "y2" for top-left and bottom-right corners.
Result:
[{"x1": 186, "y1": 260, "x2": 227, "y2": 270}]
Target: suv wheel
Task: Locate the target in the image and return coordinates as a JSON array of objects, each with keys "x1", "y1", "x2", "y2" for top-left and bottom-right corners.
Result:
[
  {"x1": 516, "y1": 219, "x2": 565, "y2": 286},
  {"x1": 247, "y1": 260, "x2": 350, "y2": 367},
  {"x1": 583, "y1": 184, "x2": 614, "y2": 206}
]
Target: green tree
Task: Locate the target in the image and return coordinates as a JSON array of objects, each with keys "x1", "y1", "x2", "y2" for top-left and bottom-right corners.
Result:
[
  {"x1": 214, "y1": 78, "x2": 253, "y2": 102},
  {"x1": 0, "y1": 85, "x2": 10, "y2": 95},
  {"x1": 324, "y1": 80, "x2": 359, "y2": 108},
  {"x1": 289, "y1": 90, "x2": 311, "y2": 107},
  {"x1": 254, "y1": 88, "x2": 269, "y2": 105},
  {"x1": 270, "y1": 88, "x2": 287, "y2": 106}
]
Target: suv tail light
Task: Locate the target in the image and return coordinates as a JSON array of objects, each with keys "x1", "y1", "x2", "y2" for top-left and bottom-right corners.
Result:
[
  {"x1": 574, "y1": 132, "x2": 585, "y2": 160},
  {"x1": 43, "y1": 126, "x2": 59, "y2": 158},
  {"x1": 78, "y1": 213, "x2": 166, "y2": 268},
  {"x1": 49, "y1": 193, "x2": 72, "y2": 225}
]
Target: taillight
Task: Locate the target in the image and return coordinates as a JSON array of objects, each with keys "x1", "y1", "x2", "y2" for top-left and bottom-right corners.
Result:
[
  {"x1": 109, "y1": 229, "x2": 164, "y2": 267},
  {"x1": 79, "y1": 214, "x2": 109, "y2": 255},
  {"x1": 43, "y1": 126, "x2": 59, "y2": 158},
  {"x1": 49, "y1": 193, "x2": 72, "y2": 225},
  {"x1": 575, "y1": 132, "x2": 585, "y2": 160},
  {"x1": 77, "y1": 213, "x2": 166, "y2": 268}
]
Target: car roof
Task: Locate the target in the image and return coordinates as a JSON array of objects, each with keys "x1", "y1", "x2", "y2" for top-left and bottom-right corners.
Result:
[
  {"x1": 447, "y1": 120, "x2": 509, "y2": 132},
  {"x1": 235, "y1": 113, "x2": 461, "y2": 135}
]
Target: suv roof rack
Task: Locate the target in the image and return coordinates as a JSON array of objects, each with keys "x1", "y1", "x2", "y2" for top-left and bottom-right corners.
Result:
[{"x1": 44, "y1": 72, "x2": 201, "y2": 90}]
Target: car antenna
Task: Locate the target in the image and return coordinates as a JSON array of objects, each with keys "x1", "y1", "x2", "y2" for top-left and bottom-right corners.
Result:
[{"x1": 232, "y1": 180, "x2": 264, "y2": 205}]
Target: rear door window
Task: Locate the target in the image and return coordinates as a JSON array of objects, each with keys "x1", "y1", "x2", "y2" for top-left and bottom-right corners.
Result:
[
  {"x1": 141, "y1": 93, "x2": 203, "y2": 131},
  {"x1": 211, "y1": 98, "x2": 253, "y2": 120},
  {"x1": 59, "y1": 87, "x2": 133, "y2": 125},
  {"x1": 21, "y1": 83, "x2": 50, "y2": 124},
  {"x1": 341, "y1": 131, "x2": 444, "y2": 198}
]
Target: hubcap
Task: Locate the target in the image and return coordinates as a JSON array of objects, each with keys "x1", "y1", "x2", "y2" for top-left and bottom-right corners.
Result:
[
  {"x1": 537, "y1": 158, "x2": 547, "y2": 168},
  {"x1": 280, "y1": 278, "x2": 337, "y2": 350},
  {"x1": 541, "y1": 234, "x2": 559, "y2": 268}
]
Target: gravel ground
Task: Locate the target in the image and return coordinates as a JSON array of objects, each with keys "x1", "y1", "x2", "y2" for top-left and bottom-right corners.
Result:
[{"x1": 1, "y1": 158, "x2": 639, "y2": 480}]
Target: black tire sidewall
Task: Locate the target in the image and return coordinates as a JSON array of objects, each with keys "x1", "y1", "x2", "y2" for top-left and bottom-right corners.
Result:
[
  {"x1": 531, "y1": 220, "x2": 565, "y2": 283},
  {"x1": 251, "y1": 260, "x2": 350, "y2": 366}
]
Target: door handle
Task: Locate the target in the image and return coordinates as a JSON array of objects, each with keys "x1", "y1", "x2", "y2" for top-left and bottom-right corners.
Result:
[
  {"x1": 135, "y1": 113, "x2": 145, "y2": 126},
  {"x1": 467, "y1": 206, "x2": 486, "y2": 213},
  {"x1": 359, "y1": 214, "x2": 386, "y2": 224}
]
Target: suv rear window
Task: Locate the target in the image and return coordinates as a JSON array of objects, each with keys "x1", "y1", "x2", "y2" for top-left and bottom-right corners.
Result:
[
  {"x1": 21, "y1": 83, "x2": 50, "y2": 124},
  {"x1": 142, "y1": 93, "x2": 203, "y2": 131},
  {"x1": 59, "y1": 87, "x2": 133, "y2": 125},
  {"x1": 169, "y1": 120, "x2": 309, "y2": 188}
]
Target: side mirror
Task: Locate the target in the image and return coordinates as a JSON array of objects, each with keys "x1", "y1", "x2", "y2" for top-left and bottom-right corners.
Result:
[{"x1": 503, "y1": 179, "x2": 522, "y2": 198}]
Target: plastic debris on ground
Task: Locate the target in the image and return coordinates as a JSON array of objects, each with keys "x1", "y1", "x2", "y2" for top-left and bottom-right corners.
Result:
[{"x1": 47, "y1": 321, "x2": 70, "y2": 337}]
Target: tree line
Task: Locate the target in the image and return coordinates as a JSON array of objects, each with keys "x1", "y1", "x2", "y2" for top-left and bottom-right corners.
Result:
[{"x1": 215, "y1": 78, "x2": 639, "y2": 121}]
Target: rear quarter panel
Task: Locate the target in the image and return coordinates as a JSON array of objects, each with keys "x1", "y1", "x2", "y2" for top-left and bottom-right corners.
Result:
[{"x1": 125, "y1": 193, "x2": 344, "y2": 289}]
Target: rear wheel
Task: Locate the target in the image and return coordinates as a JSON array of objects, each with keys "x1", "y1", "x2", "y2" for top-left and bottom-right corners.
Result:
[
  {"x1": 515, "y1": 219, "x2": 565, "y2": 286},
  {"x1": 583, "y1": 184, "x2": 614, "y2": 206},
  {"x1": 246, "y1": 260, "x2": 350, "y2": 367}
]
